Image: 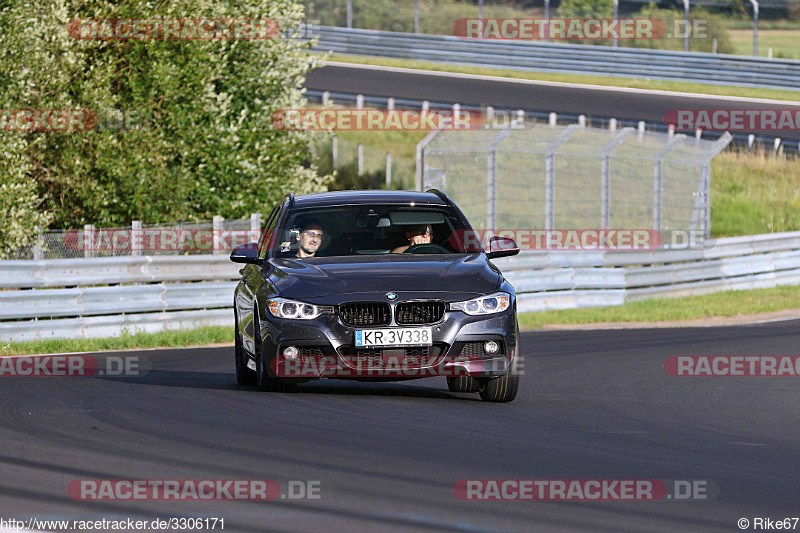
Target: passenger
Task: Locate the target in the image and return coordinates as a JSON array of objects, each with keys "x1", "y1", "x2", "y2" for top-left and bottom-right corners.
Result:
[{"x1": 392, "y1": 224, "x2": 432, "y2": 253}]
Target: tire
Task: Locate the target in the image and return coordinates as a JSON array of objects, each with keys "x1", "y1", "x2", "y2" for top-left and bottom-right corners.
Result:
[
  {"x1": 253, "y1": 310, "x2": 292, "y2": 393},
  {"x1": 478, "y1": 356, "x2": 520, "y2": 403},
  {"x1": 235, "y1": 316, "x2": 256, "y2": 385},
  {"x1": 447, "y1": 375, "x2": 479, "y2": 393}
]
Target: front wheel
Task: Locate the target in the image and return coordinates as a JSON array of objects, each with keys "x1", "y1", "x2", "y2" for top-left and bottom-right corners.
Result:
[
  {"x1": 478, "y1": 356, "x2": 520, "y2": 403},
  {"x1": 447, "y1": 375, "x2": 479, "y2": 393},
  {"x1": 254, "y1": 311, "x2": 293, "y2": 393}
]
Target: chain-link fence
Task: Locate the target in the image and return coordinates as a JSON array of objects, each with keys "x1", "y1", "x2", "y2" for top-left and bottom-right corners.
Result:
[
  {"x1": 9, "y1": 216, "x2": 261, "y2": 260},
  {"x1": 419, "y1": 122, "x2": 731, "y2": 244}
]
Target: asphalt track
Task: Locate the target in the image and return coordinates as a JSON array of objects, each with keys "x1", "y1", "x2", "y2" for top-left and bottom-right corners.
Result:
[
  {"x1": 2, "y1": 322, "x2": 799, "y2": 532},
  {"x1": 305, "y1": 63, "x2": 800, "y2": 142}
]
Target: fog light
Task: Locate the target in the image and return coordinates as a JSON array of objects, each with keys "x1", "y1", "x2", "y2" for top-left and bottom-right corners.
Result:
[
  {"x1": 283, "y1": 346, "x2": 299, "y2": 359},
  {"x1": 484, "y1": 341, "x2": 500, "y2": 355}
]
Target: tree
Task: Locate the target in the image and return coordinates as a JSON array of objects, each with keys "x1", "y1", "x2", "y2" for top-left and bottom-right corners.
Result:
[{"x1": 0, "y1": 0, "x2": 330, "y2": 256}]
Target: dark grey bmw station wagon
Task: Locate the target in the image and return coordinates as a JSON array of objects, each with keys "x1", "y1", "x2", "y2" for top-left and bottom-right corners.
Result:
[{"x1": 230, "y1": 189, "x2": 521, "y2": 402}]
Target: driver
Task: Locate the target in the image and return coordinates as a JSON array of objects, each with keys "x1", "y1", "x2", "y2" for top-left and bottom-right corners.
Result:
[
  {"x1": 294, "y1": 221, "x2": 325, "y2": 258},
  {"x1": 392, "y1": 224, "x2": 432, "y2": 253}
]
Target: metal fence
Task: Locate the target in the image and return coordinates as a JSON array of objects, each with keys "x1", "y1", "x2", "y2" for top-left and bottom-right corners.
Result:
[
  {"x1": 304, "y1": 25, "x2": 800, "y2": 90},
  {"x1": 418, "y1": 121, "x2": 731, "y2": 243},
  {"x1": 9, "y1": 216, "x2": 261, "y2": 261}
]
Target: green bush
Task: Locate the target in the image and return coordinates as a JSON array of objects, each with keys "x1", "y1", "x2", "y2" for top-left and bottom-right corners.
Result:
[
  {"x1": 0, "y1": 0, "x2": 331, "y2": 239},
  {"x1": 0, "y1": 136, "x2": 53, "y2": 259},
  {"x1": 557, "y1": 0, "x2": 614, "y2": 19}
]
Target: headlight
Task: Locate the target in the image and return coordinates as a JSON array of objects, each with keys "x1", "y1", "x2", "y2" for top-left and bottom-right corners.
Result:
[
  {"x1": 450, "y1": 292, "x2": 510, "y2": 316},
  {"x1": 268, "y1": 297, "x2": 329, "y2": 320}
]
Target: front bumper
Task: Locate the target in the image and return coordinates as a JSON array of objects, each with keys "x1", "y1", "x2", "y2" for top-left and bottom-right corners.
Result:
[{"x1": 256, "y1": 305, "x2": 517, "y2": 381}]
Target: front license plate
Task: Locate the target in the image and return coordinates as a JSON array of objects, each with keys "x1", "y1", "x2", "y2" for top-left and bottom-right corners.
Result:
[{"x1": 355, "y1": 327, "x2": 433, "y2": 347}]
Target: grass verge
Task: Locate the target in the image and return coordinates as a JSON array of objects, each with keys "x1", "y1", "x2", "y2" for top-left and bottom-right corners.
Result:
[
  {"x1": 711, "y1": 149, "x2": 800, "y2": 236},
  {"x1": 518, "y1": 285, "x2": 800, "y2": 329},
  {"x1": 318, "y1": 53, "x2": 800, "y2": 102},
  {"x1": 0, "y1": 326, "x2": 234, "y2": 357},
  {"x1": 728, "y1": 29, "x2": 800, "y2": 59}
]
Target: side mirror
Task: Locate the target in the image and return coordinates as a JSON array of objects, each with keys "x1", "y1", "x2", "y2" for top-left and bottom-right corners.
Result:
[
  {"x1": 230, "y1": 242, "x2": 262, "y2": 265},
  {"x1": 486, "y1": 236, "x2": 520, "y2": 259}
]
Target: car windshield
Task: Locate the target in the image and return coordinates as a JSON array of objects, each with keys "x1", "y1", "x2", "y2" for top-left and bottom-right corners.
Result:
[{"x1": 270, "y1": 204, "x2": 480, "y2": 258}]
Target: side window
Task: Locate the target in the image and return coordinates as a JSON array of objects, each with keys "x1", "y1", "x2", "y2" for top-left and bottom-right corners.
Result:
[{"x1": 258, "y1": 204, "x2": 281, "y2": 259}]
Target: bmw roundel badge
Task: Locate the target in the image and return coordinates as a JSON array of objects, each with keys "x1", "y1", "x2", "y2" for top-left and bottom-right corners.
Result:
[{"x1": 386, "y1": 292, "x2": 397, "y2": 300}]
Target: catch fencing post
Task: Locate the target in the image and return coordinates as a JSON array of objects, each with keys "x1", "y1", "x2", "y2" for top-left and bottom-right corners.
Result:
[
  {"x1": 213, "y1": 216, "x2": 223, "y2": 256},
  {"x1": 545, "y1": 125, "x2": 580, "y2": 239},
  {"x1": 33, "y1": 229, "x2": 43, "y2": 260},
  {"x1": 601, "y1": 128, "x2": 634, "y2": 230},
  {"x1": 332, "y1": 135, "x2": 338, "y2": 169},
  {"x1": 250, "y1": 213, "x2": 262, "y2": 243},
  {"x1": 84, "y1": 224, "x2": 95, "y2": 258},
  {"x1": 683, "y1": 0, "x2": 690, "y2": 52},
  {"x1": 653, "y1": 135, "x2": 686, "y2": 232},
  {"x1": 748, "y1": 0, "x2": 759, "y2": 56},
  {"x1": 131, "y1": 220, "x2": 142, "y2": 256},
  {"x1": 544, "y1": 0, "x2": 550, "y2": 42},
  {"x1": 358, "y1": 144, "x2": 364, "y2": 176},
  {"x1": 486, "y1": 126, "x2": 514, "y2": 230},
  {"x1": 386, "y1": 152, "x2": 392, "y2": 188},
  {"x1": 415, "y1": 130, "x2": 441, "y2": 191}
]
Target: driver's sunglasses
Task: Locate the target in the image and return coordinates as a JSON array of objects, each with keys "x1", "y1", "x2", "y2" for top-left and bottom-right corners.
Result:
[
  {"x1": 410, "y1": 228, "x2": 431, "y2": 236},
  {"x1": 303, "y1": 230, "x2": 324, "y2": 240}
]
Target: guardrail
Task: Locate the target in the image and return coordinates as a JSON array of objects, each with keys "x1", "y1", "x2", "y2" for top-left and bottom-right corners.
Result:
[
  {"x1": 493, "y1": 231, "x2": 800, "y2": 311},
  {"x1": 2, "y1": 230, "x2": 800, "y2": 341},
  {"x1": 304, "y1": 25, "x2": 800, "y2": 91},
  {"x1": 0, "y1": 255, "x2": 240, "y2": 342}
]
